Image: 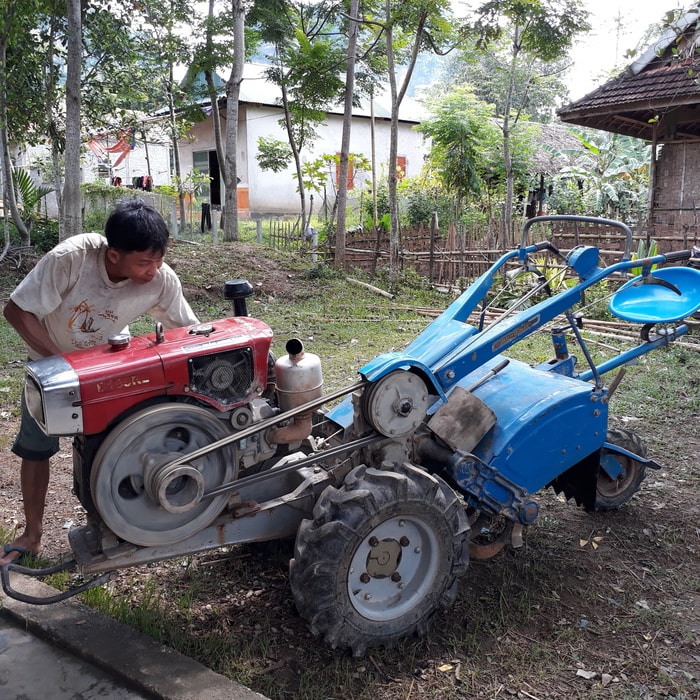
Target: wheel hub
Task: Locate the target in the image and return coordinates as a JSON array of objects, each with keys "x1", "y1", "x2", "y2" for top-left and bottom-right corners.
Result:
[
  {"x1": 142, "y1": 454, "x2": 206, "y2": 514},
  {"x1": 362, "y1": 372, "x2": 430, "y2": 437},
  {"x1": 348, "y1": 516, "x2": 439, "y2": 621},
  {"x1": 365, "y1": 537, "x2": 403, "y2": 579}
]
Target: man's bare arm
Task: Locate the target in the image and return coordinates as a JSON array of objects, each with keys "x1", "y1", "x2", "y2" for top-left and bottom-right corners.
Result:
[{"x1": 3, "y1": 300, "x2": 62, "y2": 358}]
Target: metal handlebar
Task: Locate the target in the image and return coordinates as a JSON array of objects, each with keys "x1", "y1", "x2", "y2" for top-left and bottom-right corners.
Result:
[{"x1": 520, "y1": 215, "x2": 633, "y2": 261}]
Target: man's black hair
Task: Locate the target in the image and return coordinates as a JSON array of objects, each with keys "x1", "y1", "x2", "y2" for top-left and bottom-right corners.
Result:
[{"x1": 104, "y1": 198, "x2": 169, "y2": 254}]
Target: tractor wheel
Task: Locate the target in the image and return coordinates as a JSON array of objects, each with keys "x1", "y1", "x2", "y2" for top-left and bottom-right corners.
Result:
[
  {"x1": 289, "y1": 463, "x2": 469, "y2": 657},
  {"x1": 594, "y1": 427, "x2": 648, "y2": 511}
]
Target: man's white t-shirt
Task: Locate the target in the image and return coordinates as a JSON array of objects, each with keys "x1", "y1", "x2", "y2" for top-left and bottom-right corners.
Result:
[{"x1": 11, "y1": 233, "x2": 199, "y2": 359}]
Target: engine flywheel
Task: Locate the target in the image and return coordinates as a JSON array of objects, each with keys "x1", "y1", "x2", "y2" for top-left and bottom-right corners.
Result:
[{"x1": 90, "y1": 403, "x2": 237, "y2": 546}]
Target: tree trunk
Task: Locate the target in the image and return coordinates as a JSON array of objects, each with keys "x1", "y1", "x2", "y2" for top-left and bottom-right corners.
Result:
[
  {"x1": 204, "y1": 0, "x2": 223, "y2": 237},
  {"x1": 501, "y1": 26, "x2": 523, "y2": 249},
  {"x1": 0, "y1": 18, "x2": 28, "y2": 243},
  {"x1": 222, "y1": 0, "x2": 246, "y2": 243},
  {"x1": 334, "y1": 0, "x2": 360, "y2": 272},
  {"x1": 384, "y1": 2, "x2": 427, "y2": 283},
  {"x1": 166, "y1": 63, "x2": 185, "y2": 236},
  {"x1": 61, "y1": 0, "x2": 82, "y2": 240},
  {"x1": 280, "y1": 78, "x2": 307, "y2": 237},
  {"x1": 43, "y1": 12, "x2": 63, "y2": 236},
  {"x1": 385, "y1": 7, "x2": 399, "y2": 279}
]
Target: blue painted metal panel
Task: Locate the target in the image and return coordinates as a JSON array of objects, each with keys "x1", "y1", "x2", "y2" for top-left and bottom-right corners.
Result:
[{"x1": 452, "y1": 358, "x2": 607, "y2": 495}]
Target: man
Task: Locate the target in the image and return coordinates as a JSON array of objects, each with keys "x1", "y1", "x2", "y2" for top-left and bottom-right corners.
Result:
[{"x1": 1, "y1": 198, "x2": 199, "y2": 565}]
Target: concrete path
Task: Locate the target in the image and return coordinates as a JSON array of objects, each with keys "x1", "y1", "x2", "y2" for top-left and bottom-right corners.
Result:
[
  {"x1": 0, "y1": 614, "x2": 149, "y2": 699},
  {"x1": 0, "y1": 573, "x2": 268, "y2": 700}
]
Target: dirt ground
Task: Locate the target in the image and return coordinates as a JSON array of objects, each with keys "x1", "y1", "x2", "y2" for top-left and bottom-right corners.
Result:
[{"x1": 1, "y1": 243, "x2": 698, "y2": 699}]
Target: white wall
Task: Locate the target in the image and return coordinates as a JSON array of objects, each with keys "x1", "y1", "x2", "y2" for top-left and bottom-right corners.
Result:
[{"x1": 178, "y1": 104, "x2": 429, "y2": 216}]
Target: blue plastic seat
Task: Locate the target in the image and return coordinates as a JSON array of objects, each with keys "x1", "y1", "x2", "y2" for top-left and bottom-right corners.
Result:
[{"x1": 609, "y1": 267, "x2": 700, "y2": 323}]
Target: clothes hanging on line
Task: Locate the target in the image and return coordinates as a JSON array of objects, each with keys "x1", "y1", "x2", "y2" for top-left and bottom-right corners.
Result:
[{"x1": 130, "y1": 176, "x2": 153, "y2": 191}]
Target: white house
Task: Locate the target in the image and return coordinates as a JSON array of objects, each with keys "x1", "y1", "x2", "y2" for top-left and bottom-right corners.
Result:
[
  {"x1": 13, "y1": 63, "x2": 430, "y2": 221},
  {"x1": 15, "y1": 126, "x2": 172, "y2": 219},
  {"x1": 177, "y1": 63, "x2": 430, "y2": 217}
]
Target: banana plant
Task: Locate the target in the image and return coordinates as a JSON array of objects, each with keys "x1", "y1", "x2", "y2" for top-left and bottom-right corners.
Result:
[
  {"x1": 630, "y1": 238, "x2": 659, "y2": 274},
  {"x1": 553, "y1": 130, "x2": 650, "y2": 219}
]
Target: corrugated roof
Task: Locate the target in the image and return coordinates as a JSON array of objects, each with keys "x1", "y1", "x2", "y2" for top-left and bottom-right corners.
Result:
[{"x1": 210, "y1": 63, "x2": 428, "y2": 124}]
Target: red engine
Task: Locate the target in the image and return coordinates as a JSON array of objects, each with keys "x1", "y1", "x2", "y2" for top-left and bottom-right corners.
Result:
[
  {"x1": 23, "y1": 315, "x2": 286, "y2": 548},
  {"x1": 25, "y1": 316, "x2": 274, "y2": 438}
]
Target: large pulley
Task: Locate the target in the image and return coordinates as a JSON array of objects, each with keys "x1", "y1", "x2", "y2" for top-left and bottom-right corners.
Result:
[
  {"x1": 361, "y1": 371, "x2": 430, "y2": 437},
  {"x1": 90, "y1": 404, "x2": 237, "y2": 546}
]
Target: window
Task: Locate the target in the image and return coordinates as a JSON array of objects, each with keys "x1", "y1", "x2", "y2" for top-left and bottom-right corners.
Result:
[
  {"x1": 192, "y1": 149, "x2": 221, "y2": 205},
  {"x1": 335, "y1": 153, "x2": 355, "y2": 190},
  {"x1": 396, "y1": 155, "x2": 407, "y2": 180}
]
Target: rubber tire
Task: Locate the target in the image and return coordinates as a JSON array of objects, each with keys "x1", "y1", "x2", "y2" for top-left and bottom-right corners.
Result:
[
  {"x1": 594, "y1": 427, "x2": 647, "y2": 511},
  {"x1": 289, "y1": 463, "x2": 470, "y2": 657}
]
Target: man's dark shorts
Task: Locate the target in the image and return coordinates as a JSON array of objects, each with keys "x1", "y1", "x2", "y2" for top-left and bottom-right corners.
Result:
[{"x1": 11, "y1": 390, "x2": 60, "y2": 461}]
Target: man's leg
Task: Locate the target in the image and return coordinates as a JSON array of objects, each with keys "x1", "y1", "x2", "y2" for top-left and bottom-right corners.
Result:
[
  {"x1": 0, "y1": 458, "x2": 49, "y2": 565},
  {"x1": 2, "y1": 389, "x2": 56, "y2": 566}
]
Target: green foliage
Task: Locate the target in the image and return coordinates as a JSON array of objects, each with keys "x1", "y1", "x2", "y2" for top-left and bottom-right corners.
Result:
[
  {"x1": 417, "y1": 85, "x2": 491, "y2": 204},
  {"x1": 12, "y1": 168, "x2": 54, "y2": 223},
  {"x1": 256, "y1": 136, "x2": 293, "y2": 173},
  {"x1": 449, "y1": 37, "x2": 571, "y2": 120},
  {"x1": 81, "y1": 182, "x2": 127, "y2": 232},
  {"x1": 301, "y1": 153, "x2": 371, "y2": 197},
  {"x1": 630, "y1": 238, "x2": 659, "y2": 273},
  {"x1": 418, "y1": 85, "x2": 540, "y2": 221},
  {"x1": 25, "y1": 218, "x2": 59, "y2": 252},
  {"x1": 263, "y1": 3, "x2": 347, "y2": 153},
  {"x1": 398, "y1": 175, "x2": 453, "y2": 228},
  {"x1": 545, "y1": 178, "x2": 586, "y2": 216},
  {"x1": 553, "y1": 129, "x2": 650, "y2": 220},
  {"x1": 361, "y1": 182, "x2": 390, "y2": 223},
  {"x1": 0, "y1": 1, "x2": 53, "y2": 146},
  {"x1": 304, "y1": 261, "x2": 344, "y2": 281},
  {"x1": 472, "y1": 0, "x2": 591, "y2": 62}
]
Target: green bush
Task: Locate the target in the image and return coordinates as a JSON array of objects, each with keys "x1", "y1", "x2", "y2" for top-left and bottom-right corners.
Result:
[
  {"x1": 28, "y1": 219, "x2": 60, "y2": 252},
  {"x1": 6, "y1": 218, "x2": 59, "y2": 252},
  {"x1": 399, "y1": 177, "x2": 453, "y2": 228}
]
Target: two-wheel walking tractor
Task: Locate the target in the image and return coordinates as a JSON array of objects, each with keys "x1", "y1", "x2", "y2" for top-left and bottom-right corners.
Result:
[{"x1": 3, "y1": 216, "x2": 700, "y2": 656}]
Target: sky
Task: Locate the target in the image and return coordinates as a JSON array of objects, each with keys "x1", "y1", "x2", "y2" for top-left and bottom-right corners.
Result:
[{"x1": 565, "y1": 0, "x2": 691, "y2": 100}]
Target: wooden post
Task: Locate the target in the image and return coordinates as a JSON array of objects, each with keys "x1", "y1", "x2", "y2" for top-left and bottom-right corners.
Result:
[{"x1": 429, "y1": 211, "x2": 438, "y2": 283}]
